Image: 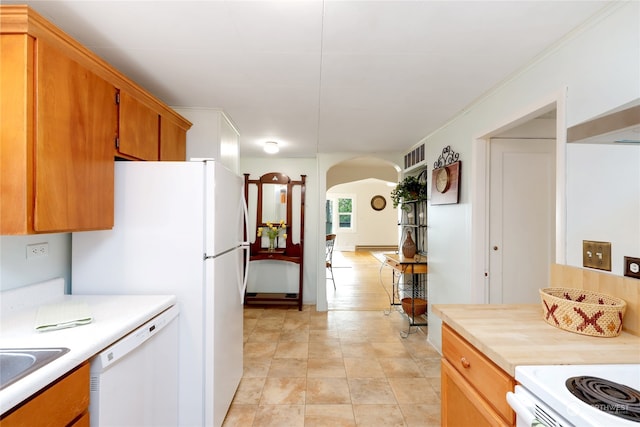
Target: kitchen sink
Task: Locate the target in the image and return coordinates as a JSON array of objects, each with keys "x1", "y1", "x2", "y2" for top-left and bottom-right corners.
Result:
[{"x1": 0, "y1": 348, "x2": 70, "y2": 390}]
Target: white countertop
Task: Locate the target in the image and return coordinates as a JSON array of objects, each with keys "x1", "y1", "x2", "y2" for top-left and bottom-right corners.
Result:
[{"x1": 0, "y1": 292, "x2": 176, "y2": 415}]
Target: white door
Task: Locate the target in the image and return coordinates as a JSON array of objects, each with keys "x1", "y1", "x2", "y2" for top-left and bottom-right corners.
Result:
[
  {"x1": 489, "y1": 138, "x2": 555, "y2": 304},
  {"x1": 204, "y1": 249, "x2": 244, "y2": 427},
  {"x1": 206, "y1": 160, "x2": 244, "y2": 256}
]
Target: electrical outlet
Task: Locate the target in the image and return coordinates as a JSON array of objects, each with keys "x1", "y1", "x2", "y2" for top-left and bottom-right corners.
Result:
[
  {"x1": 624, "y1": 256, "x2": 640, "y2": 279},
  {"x1": 26, "y1": 243, "x2": 49, "y2": 259},
  {"x1": 582, "y1": 240, "x2": 611, "y2": 271}
]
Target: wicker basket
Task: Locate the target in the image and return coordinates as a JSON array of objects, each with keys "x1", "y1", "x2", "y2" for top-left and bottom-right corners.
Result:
[
  {"x1": 539, "y1": 287, "x2": 626, "y2": 337},
  {"x1": 401, "y1": 298, "x2": 427, "y2": 318}
]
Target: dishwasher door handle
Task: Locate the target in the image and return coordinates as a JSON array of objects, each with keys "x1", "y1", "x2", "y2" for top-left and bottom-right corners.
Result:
[{"x1": 91, "y1": 305, "x2": 179, "y2": 371}]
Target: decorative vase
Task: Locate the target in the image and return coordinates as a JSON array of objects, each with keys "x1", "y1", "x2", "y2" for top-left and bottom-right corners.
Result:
[
  {"x1": 402, "y1": 230, "x2": 416, "y2": 258},
  {"x1": 268, "y1": 237, "x2": 275, "y2": 252}
]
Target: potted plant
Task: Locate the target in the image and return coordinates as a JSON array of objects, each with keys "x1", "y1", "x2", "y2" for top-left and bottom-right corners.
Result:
[{"x1": 390, "y1": 175, "x2": 427, "y2": 210}]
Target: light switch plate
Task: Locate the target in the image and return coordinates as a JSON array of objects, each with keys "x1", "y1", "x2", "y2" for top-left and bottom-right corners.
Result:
[
  {"x1": 624, "y1": 256, "x2": 640, "y2": 279},
  {"x1": 582, "y1": 240, "x2": 611, "y2": 271}
]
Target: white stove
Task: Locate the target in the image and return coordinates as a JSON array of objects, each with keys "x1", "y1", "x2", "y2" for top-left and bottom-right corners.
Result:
[{"x1": 507, "y1": 364, "x2": 640, "y2": 426}]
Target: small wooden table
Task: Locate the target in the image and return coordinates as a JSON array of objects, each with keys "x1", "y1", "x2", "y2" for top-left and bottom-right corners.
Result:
[
  {"x1": 381, "y1": 253, "x2": 428, "y2": 336},
  {"x1": 383, "y1": 253, "x2": 428, "y2": 274}
]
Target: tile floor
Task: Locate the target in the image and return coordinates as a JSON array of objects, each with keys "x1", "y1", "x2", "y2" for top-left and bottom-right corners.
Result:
[{"x1": 224, "y1": 305, "x2": 441, "y2": 426}]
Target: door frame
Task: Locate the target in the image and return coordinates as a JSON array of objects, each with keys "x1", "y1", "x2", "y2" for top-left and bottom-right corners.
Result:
[
  {"x1": 488, "y1": 137, "x2": 556, "y2": 304},
  {"x1": 470, "y1": 88, "x2": 568, "y2": 304}
]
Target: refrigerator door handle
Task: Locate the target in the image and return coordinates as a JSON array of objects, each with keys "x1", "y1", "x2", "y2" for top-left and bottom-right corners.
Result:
[
  {"x1": 242, "y1": 191, "x2": 250, "y2": 242},
  {"x1": 239, "y1": 193, "x2": 251, "y2": 302},
  {"x1": 240, "y1": 243, "x2": 250, "y2": 302}
]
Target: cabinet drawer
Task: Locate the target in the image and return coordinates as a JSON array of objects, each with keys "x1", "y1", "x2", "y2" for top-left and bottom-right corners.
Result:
[
  {"x1": 442, "y1": 324, "x2": 514, "y2": 423},
  {"x1": 0, "y1": 362, "x2": 89, "y2": 426},
  {"x1": 441, "y1": 359, "x2": 510, "y2": 427}
]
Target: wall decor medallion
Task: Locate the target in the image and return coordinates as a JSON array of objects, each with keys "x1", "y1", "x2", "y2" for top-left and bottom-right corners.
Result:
[
  {"x1": 431, "y1": 146, "x2": 461, "y2": 205},
  {"x1": 435, "y1": 167, "x2": 449, "y2": 193},
  {"x1": 370, "y1": 195, "x2": 387, "y2": 211}
]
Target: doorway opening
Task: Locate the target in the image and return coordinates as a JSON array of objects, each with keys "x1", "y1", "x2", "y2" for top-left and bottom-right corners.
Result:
[
  {"x1": 324, "y1": 156, "x2": 400, "y2": 311},
  {"x1": 471, "y1": 97, "x2": 566, "y2": 305}
]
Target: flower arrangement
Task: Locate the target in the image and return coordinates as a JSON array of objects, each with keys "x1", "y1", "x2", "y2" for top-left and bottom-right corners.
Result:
[{"x1": 257, "y1": 220, "x2": 287, "y2": 250}]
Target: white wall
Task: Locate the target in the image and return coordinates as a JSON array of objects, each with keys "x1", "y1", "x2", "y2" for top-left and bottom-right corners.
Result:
[
  {"x1": 566, "y1": 144, "x2": 640, "y2": 269},
  {"x1": 0, "y1": 233, "x2": 71, "y2": 292},
  {"x1": 327, "y1": 163, "x2": 399, "y2": 189},
  {"x1": 327, "y1": 179, "x2": 398, "y2": 251},
  {"x1": 240, "y1": 157, "x2": 319, "y2": 304},
  {"x1": 172, "y1": 107, "x2": 240, "y2": 174},
  {"x1": 423, "y1": 2, "x2": 640, "y2": 353}
]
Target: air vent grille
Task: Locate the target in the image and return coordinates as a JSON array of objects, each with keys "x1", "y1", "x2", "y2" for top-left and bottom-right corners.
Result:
[
  {"x1": 404, "y1": 143, "x2": 425, "y2": 171},
  {"x1": 90, "y1": 375, "x2": 100, "y2": 392}
]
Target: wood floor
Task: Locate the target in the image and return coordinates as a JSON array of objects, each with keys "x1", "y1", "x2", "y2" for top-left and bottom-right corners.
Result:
[{"x1": 326, "y1": 250, "x2": 392, "y2": 311}]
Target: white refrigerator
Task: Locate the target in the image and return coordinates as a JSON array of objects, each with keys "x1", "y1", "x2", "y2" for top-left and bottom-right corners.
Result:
[{"x1": 72, "y1": 160, "x2": 249, "y2": 427}]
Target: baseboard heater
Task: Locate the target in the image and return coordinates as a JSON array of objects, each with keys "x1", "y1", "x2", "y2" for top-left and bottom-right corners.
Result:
[{"x1": 355, "y1": 245, "x2": 398, "y2": 252}]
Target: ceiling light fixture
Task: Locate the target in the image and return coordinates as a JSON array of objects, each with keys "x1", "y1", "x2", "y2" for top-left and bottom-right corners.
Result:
[{"x1": 264, "y1": 141, "x2": 279, "y2": 154}]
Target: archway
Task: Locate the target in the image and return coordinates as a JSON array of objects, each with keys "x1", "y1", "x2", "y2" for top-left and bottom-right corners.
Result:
[{"x1": 323, "y1": 156, "x2": 401, "y2": 310}]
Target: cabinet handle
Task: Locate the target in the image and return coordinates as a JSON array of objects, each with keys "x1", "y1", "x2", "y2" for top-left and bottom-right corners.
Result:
[{"x1": 460, "y1": 357, "x2": 471, "y2": 369}]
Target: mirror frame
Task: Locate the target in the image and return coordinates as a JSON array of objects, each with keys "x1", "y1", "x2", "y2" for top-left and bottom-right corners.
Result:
[{"x1": 244, "y1": 172, "x2": 306, "y2": 259}]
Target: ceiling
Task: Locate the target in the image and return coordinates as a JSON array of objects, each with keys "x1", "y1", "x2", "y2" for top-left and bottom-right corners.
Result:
[{"x1": 11, "y1": 1, "x2": 611, "y2": 158}]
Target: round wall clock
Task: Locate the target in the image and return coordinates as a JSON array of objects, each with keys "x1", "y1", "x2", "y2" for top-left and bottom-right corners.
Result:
[
  {"x1": 435, "y1": 167, "x2": 450, "y2": 193},
  {"x1": 370, "y1": 195, "x2": 386, "y2": 211}
]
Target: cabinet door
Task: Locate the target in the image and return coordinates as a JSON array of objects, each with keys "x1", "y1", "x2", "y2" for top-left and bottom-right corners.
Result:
[
  {"x1": 0, "y1": 34, "x2": 33, "y2": 234},
  {"x1": 34, "y1": 40, "x2": 116, "y2": 232},
  {"x1": 0, "y1": 363, "x2": 90, "y2": 426},
  {"x1": 441, "y1": 359, "x2": 510, "y2": 427},
  {"x1": 71, "y1": 411, "x2": 90, "y2": 427},
  {"x1": 442, "y1": 324, "x2": 514, "y2": 422},
  {"x1": 118, "y1": 90, "x2": 159, "y2": 160},
  {"x1": 160, "y1": 116, "x2": 186, "y2": 161}
]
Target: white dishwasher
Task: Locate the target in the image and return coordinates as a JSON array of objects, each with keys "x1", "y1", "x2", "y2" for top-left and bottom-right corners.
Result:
[{"x1": 89, "y1": 304, "x2": 179, "y2": 426}]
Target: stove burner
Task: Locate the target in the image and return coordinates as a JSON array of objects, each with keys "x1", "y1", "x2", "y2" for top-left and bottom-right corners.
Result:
[{"x1": 566, "y1": 376, "x2": 640, "y2": 423}]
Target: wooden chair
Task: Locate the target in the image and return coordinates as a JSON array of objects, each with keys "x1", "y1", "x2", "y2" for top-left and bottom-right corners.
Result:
[{"x1": 326, "y1": 234, "x2": 336, "y2": 289}]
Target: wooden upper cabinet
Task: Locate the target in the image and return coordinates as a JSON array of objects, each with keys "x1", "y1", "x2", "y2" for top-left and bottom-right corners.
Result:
[
  {"x1": 0, "y1": 5, "x2": 191, "y2": 234},
  {"x1": 34, "y1": 40, "x2": 117, "y2": 232},
  {"x1": 160, "y1": 116, "x2": 187, "y2": 161},
  {"x1": 0, "y1": 34, "x2": 116, "y2": 233},
  {"x1": 117, "y1": 90, "x2": 160, "y2": 160},
  {"x1": 0, "y1": 34, "x2": 33, "y2": 234}
]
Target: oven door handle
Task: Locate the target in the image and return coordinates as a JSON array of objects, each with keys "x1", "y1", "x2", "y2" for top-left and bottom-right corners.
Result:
[{"x1": 507, "y1": 389, "x2": 538, "y2": 426}]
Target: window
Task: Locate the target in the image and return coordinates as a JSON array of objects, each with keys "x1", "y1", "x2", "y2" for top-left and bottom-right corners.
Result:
[
  {"x1": 325, "y1": 200, "x2": 333, "y2": 234},
  {"x1": 338, "y1": 197, "x2": 353, "y2": 230},
  {"x1": 326, "y1": 194, "x2": 356, "y2": 232}
]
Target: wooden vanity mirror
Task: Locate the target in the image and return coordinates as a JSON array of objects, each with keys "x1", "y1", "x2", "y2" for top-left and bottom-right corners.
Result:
[
  {"x1": 244, "y1": 172, "x2": 306, "y2": 309},
  {"x1": 262, "y1": 182, "x2": 287, "y2": 225}
]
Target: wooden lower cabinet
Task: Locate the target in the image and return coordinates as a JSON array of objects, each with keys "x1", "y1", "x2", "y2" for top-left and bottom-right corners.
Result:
[
  {"x1": 441, "y1": 359, "x2": 510, "y2": 427},
  {"x1": 0, "y1": 362, "x2": 90, "y2": 427},
  {"x1": 71, "y1": 411, "x2": 90, "y2": 427},
  {"x1": 441, "y1": 324, "x2": 515, "y2": 427}
]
